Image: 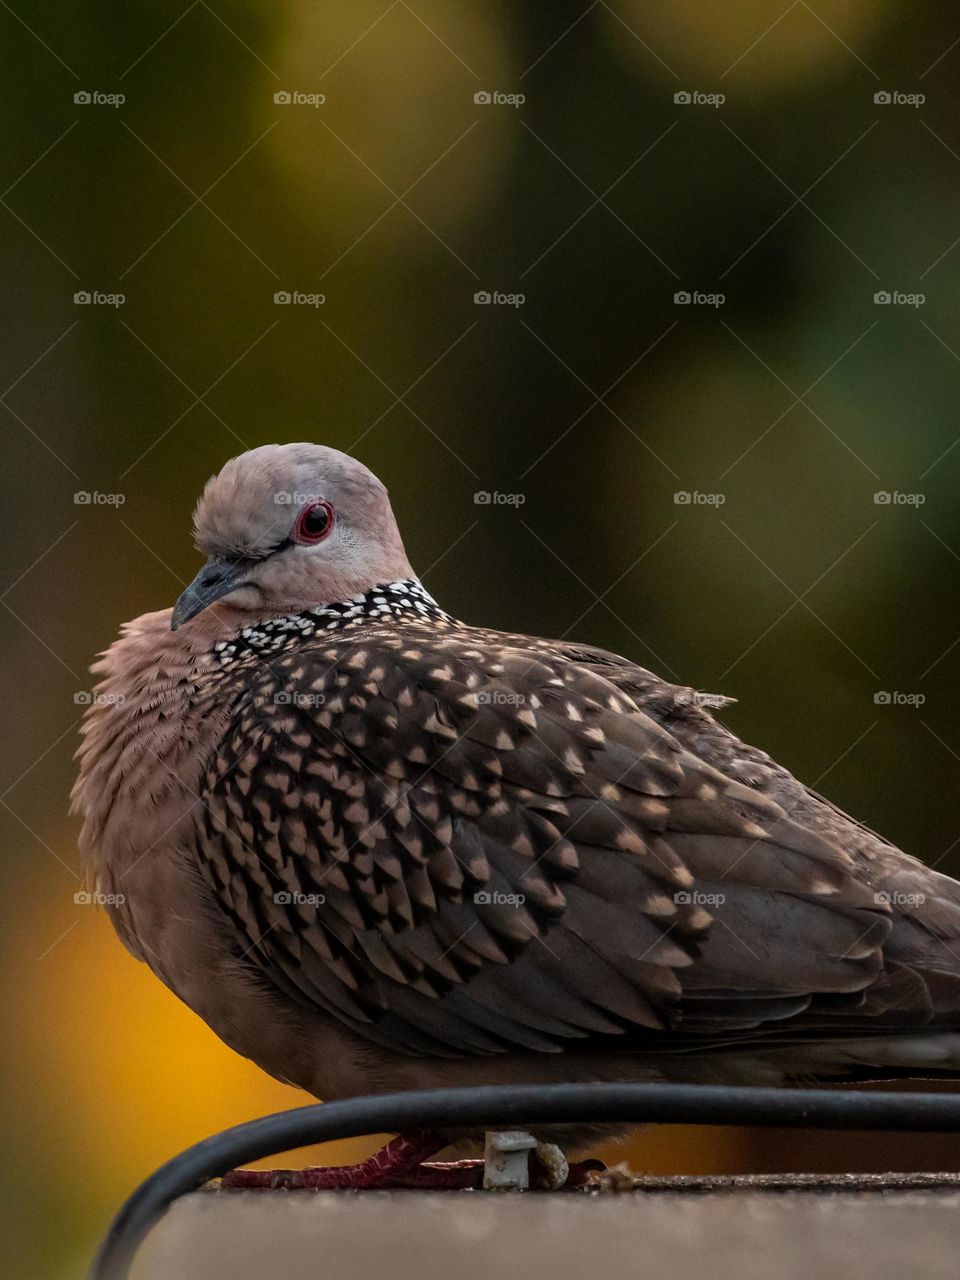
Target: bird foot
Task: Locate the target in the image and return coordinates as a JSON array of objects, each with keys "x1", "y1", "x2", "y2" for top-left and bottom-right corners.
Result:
[
  {"x1": 219, "y1": 1131, "x2": 446, "y2": 1190},
  {"x1": 218, "y1": 1129, "x2": 604, "y2": 1192}
]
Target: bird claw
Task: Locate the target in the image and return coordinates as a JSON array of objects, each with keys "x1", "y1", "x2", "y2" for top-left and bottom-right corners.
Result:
[
  {"x1": 216, "y1": 1130, "x2": 605, "y2": 1192},
  {"x1": 218, "y1": 1131, "x2": 446, "y2": 1191}
]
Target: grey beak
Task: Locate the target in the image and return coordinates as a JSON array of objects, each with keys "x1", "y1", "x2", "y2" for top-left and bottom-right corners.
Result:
[{"x1": 171, "y1": 557, "x2": 256, "y2": 630}]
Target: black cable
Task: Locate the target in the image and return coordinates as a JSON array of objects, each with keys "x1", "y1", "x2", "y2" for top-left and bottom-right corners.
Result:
[{"x1": 89, "y1": 1081, "x2": 960, "y2": 1280}]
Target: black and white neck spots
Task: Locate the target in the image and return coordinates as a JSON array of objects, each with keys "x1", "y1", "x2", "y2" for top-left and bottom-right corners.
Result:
[{"x1": 212, "y1": 579, "x2": 453, "y2": 668}]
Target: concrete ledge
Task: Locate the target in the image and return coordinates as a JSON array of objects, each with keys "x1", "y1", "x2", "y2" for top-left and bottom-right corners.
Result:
[{"x1": 135, "y1": 1176, "x2": 960, "y2": 1280}]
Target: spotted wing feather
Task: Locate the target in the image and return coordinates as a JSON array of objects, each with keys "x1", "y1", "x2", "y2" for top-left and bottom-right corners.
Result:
[{"x1": 192, "y1": 625, "x2": 894, "y2": 1057}]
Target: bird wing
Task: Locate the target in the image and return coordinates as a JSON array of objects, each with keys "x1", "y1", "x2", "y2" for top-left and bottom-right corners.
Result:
[
  {"x1": 541, "y1": 635, "x2": 960, "y2": 1039},
  {"x1": 191, "y1": 624, "x2": 897, "y2": 1058}
]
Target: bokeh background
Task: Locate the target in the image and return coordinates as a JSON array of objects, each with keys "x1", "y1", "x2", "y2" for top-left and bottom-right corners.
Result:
[{"x1": 4, "y1": 2, "x2": 960, "y2": 1275}]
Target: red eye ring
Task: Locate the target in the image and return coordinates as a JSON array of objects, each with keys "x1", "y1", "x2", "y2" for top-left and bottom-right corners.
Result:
[{"x1": 291, "y1": 500, "x2": 334, "y2": 546}]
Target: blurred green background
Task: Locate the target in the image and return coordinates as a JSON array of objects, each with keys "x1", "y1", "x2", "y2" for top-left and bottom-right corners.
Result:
[{"x1": 4, "y1": 2, "x2": 960, "y2": 1276}]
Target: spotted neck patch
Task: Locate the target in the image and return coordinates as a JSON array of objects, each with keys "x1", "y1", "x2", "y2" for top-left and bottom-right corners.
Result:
[{"x1": 211, "y1": 579, "x2": 453, "y2": 668}]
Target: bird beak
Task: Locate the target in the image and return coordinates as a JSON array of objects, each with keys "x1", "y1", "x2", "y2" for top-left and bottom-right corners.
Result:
[{"x1": 171, "y1": 557, "x2": 256, "y2": 630}]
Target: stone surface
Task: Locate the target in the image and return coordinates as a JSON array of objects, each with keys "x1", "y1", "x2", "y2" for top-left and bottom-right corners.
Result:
[{"x1": 135, "y1": 1177, "x2": 960, "y2": 1280}]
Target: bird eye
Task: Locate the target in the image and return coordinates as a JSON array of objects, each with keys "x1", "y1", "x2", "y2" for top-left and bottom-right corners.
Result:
[{"x1": 292, "y1": 500, "x2": 334, "y2": 545}]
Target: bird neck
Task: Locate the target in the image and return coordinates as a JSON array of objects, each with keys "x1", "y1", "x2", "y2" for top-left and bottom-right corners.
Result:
[{"x1": 209, "y1": 578, "x2": 453, "y2": 668}]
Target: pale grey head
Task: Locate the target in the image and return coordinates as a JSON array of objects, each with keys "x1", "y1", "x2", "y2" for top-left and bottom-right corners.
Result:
[{"x1": 171, "y1": 444, "x2": 414, "y2": 629}]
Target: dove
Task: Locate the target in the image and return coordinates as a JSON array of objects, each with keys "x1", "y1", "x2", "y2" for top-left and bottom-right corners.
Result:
[{"x1": 72, "y1": 443, "x2": 960, "y2": 1188}]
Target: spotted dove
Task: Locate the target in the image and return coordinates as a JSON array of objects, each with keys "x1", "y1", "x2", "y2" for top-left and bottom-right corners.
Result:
[{"x1": 72, "y1": 444, "x2": 960, "y2": 1176}]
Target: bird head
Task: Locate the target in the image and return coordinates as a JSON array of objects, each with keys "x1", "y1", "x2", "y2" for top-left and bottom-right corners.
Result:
[{"x1": 171, "y1": 444, "x2": 414, "y2": 630}]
